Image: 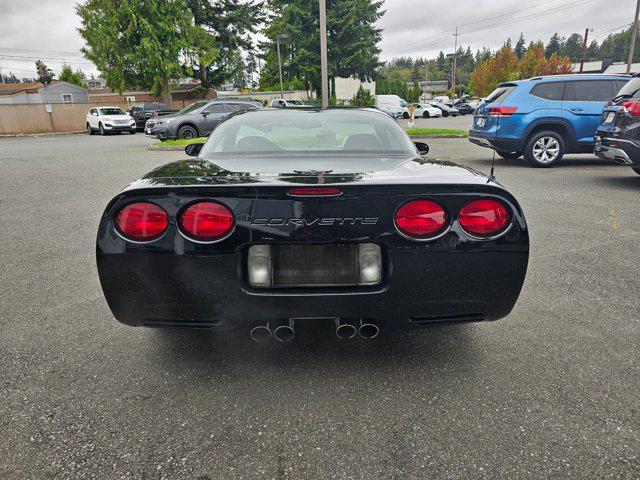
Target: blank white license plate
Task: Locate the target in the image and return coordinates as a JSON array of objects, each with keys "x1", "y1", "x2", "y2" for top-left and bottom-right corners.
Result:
[
  {"x1": 604, "y1": 112, "x2": 615, "y2": 123},
  {"x1": 476, "y1": 117, "x2": 485, "y2": 127}
]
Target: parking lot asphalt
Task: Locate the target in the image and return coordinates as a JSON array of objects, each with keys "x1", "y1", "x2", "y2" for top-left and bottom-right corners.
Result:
[{"x1": 1, "y1": 132, "x2": 639, "y2": 479}]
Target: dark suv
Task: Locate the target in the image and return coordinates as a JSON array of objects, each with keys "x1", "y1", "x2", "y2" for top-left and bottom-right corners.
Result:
[
  {"x1": 469, "y1": 74, "x2": 629, "y2": 167},
  {"x1": 149, "y1": 100, "x2": 260, "y2": 140},
  {"x1": 595, "y1": 74, "x2": 640, "y2": 175}
]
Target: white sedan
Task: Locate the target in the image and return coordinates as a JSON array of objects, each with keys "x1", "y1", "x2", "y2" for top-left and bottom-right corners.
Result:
[
  {"x1": 86, "y1": 106, "x2": 137, "y2": 135},
  {"x1": 402, "y1": 103, "x2": 442, "y2": 119}
]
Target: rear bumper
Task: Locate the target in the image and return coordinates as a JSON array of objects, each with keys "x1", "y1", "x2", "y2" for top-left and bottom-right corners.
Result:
[
  {"x1": 594, "y1": 135, "x2": 640, "y2": 166},
  {"x1": 468, "y1": 133, "x2": 523, "y2": 153},
  {"x1": 97, "y1": 246, "x2": 528, "y2": 329}
]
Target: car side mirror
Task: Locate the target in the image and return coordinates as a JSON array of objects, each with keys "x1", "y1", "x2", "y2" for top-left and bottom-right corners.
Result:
[
  {"x1": 185, "y1": 143, "x2": 203, "y2": 157},
  {"x1": 414, "y1": 142, "x2": 429, "y2": 155}
]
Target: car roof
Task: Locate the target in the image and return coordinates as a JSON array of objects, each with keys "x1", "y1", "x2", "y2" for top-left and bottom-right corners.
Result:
[{"x1": 501, "y1": 74, "x2": 630, "y2": 86}]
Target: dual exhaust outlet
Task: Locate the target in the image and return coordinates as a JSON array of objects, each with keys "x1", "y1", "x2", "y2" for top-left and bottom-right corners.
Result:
[{"x1": 250, "y1": 318, "x2": 379, "y2": 342}]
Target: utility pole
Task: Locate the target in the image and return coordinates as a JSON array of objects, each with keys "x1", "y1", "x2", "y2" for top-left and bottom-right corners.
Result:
[
  {"x1": 579, "y1": 28, "x2": 591, "y2": 73},
  {"x1": 275, "y1": 33, "x2": 288, "y2": 99},
  {"x1": 451, "y1": 26, "x2": 460, "y2": 99},
  {"x1": 628, "y1": 0, "x2": 640, "y2": 74},
  {"x1": 319, "y1": 0, "x2": 329, "y2": 109},
  {"x1": 0, "y1": 66, "x2": 3, "y2": 84}
]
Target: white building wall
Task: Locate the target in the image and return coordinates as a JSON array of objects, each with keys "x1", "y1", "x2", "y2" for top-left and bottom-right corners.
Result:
[{"x1": 334, "y1": 77, "x2": 375, "y2": 100}]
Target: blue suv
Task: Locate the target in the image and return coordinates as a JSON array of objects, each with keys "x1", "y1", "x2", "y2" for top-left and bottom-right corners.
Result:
[{"x1": 469, "y1": 74, "x2": 629, "y2": 167}]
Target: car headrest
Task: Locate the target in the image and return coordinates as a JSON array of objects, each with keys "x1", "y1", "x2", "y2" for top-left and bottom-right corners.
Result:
[
  {"x1": 235, "y1": 136, "x2": 282, "y2": 152},
  {"x1": 343, "y1": 133, "x2": 382, "y2": 150}
]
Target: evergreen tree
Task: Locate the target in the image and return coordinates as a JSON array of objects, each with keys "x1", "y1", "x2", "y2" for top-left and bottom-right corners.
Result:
[
  {"x1": 585, "y1": 40, "x2": 599, "y2": 61},
  {"x1": 515, "y1": 33, "x2": 526, "y2": 59},
  {"x1": 561, "y1": 33, "x2": 583, "y2": 62},
  {"x1": 185, "y1": 0, "x2": 264, "y2": 89},
  {"x1": 35, "y1": 60, "x2": 54, "y2": 83},
  {"x1": 546, "y1": 33, "x2": 563, "y2": 57},
  {"x1": 436, "y1": 51, "x2": 446, "y2": 70},
  {"x1": 260, "y1": 0, "x2": 383, "y2": 95},
  {"x1": 245, "y1": 52, "x2": 258, "y2": 89}
]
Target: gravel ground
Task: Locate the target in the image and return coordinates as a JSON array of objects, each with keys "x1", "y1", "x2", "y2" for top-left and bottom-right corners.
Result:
[{"x1": 0, "y1": 132, "x2": 638, "y2": 479}]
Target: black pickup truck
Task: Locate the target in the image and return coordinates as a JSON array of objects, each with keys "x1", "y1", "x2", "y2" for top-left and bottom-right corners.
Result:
[{"x1": 129, "y1": 103, "x2": 179, "y2": 130}]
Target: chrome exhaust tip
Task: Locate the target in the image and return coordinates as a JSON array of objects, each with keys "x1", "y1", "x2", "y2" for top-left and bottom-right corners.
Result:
[
  {"x1": 273, "y1": 319, "x2": 295, "y2": 342},
  {"x1": 358, "y1": 320, "x2": 379, "y2": 339},
  {"x1": 250, "y1": 324, "x2": 271, "y2": 342},
  {"x1": 335, "y1": 319, "x2": 357, "y2": 339}
]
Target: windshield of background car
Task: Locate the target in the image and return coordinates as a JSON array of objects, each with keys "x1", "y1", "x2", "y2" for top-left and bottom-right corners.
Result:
[
  {"x1": 201, "y1": 110, "x2": 416, "y2": 157},
  {"x1": 616, "y1": 78, "x2": 640, "y2": 98},
  {"x1": 176, "y1": 101, "x2": 209, "y2": 115},
  {"x1": 99, "y1": 108, "x2": 127, "y2": 115}
]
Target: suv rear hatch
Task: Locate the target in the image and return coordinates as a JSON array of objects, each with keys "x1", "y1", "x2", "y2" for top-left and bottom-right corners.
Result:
[{"x1": 472, "y1": 83, "x2": 518, "y2": 134}]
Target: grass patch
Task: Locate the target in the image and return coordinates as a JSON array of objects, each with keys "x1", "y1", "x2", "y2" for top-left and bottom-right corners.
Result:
[
  {"x1": 152, "y1": 137, "x2": 206, "y2": 147},
  {"x1": 405, "y1": 128, "x2": 467, "y2": 136}
]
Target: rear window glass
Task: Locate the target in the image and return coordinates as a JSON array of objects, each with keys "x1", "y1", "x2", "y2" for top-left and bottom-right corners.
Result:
[
  {"x1": 484, "y1": 86, "x2": 515, "y2": 103},
  {"x1": 563, "y1": 80, "x2": 615, "y2": 102},
  {"x1": 615, "y1": 78, "x2": 639, "y2": 97},
  {"x1": 202, "y1": 110, "x2": 415, "y2": 156},
  {"x1": 530, "y1": 82, "x2": 564, "y2": 101}
]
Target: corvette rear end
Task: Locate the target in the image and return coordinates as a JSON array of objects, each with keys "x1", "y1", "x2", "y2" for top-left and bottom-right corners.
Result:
[{"x1": 96, "y1": 109, "x2": 528, "y2": 340}]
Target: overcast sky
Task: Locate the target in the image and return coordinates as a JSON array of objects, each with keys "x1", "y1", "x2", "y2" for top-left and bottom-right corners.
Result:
[{"x1": 0, "y1": 0, "x2": 634, "y2": 79}]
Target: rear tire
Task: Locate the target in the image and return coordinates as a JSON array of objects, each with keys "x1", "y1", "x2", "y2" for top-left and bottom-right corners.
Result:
[
  {"x1": 496, "y1": 150, "x2": 522, "y2": 160},
  {"x1": 632, "y1": 167, "x2": 640, "y2": 175},
  {"x1": 402, "y1": 112, "x2": 409, "y2": 119},
  {"x1": 423, "y1": 112, "x2": 430, "y2": 118},
  {"x1": 442, "y1": 111, "x2": 449, "y2": 117},
  {"x1": 177, "y1": 125, "x2": 198, "y2": 140},
  {"x1": 523, "y1": 130, "x2": 565, "y2": 167},
  {"x1": 130, "y1": 130, "x2": 136, "y2": 135}
]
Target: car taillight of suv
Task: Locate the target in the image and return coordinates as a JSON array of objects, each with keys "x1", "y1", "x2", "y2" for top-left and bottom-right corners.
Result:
[{"x1": 594, "y1": 74, "x2": 640, "y2": 175}]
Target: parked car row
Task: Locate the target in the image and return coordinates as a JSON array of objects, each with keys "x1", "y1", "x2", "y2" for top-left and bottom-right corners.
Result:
[{"x1": 468, "y1": 73, "x2": 631, "y2": 168}]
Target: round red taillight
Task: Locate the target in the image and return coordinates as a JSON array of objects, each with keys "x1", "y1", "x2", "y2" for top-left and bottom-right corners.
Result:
[
  {"x1": 459, "y1": 199, "x2": 510, "y2": 237},
  {"x1": 394, "y1": 200, "x2": 448, "y2": 238},
  {"x1": 115, "y1": 202, "x2": 168, "y2": 241},
  {"x1": 179, "y1": 201, "x2": 234, "y2": 242}
]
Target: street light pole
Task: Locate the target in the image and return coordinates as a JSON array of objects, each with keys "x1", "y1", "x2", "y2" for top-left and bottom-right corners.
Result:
[
  {"x1": 319, "y1": 0, "x2": 329, "y2": 109},
  {"x1": 627, "y1": 0, "x2": 640, "y2": 74},
  {"x1": 275, "y1": 33, "x2": 288, "y2": 99}
]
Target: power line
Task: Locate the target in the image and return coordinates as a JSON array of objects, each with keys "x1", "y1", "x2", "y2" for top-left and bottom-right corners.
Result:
[
  {"x1": 385, "y1": 0, "x2": 562, "y2": 55},
  {"x1": 384, "y1": 0, "x2": 601, "y2": 57},
  {"x1": 591, "y1": 22, "x2": 633, "y2": 40}
]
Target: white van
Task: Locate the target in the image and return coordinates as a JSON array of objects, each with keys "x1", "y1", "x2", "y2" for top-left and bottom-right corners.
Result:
[
  {"x1": 374, "y1": 95, "x2": 407, "y2": 117},
  {"x1": 432, "y1": 95, "x2": 451, "y2": 105}
]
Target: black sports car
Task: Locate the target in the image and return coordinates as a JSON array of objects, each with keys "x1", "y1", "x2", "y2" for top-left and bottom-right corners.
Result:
[{"x1": 97, "y1": 109, "x2": 528, "y2": 341}]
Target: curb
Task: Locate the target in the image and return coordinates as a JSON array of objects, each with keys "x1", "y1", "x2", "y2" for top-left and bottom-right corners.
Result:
[{"x1": 0, "y1": 130, "x2": 86, "y2": 138}]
